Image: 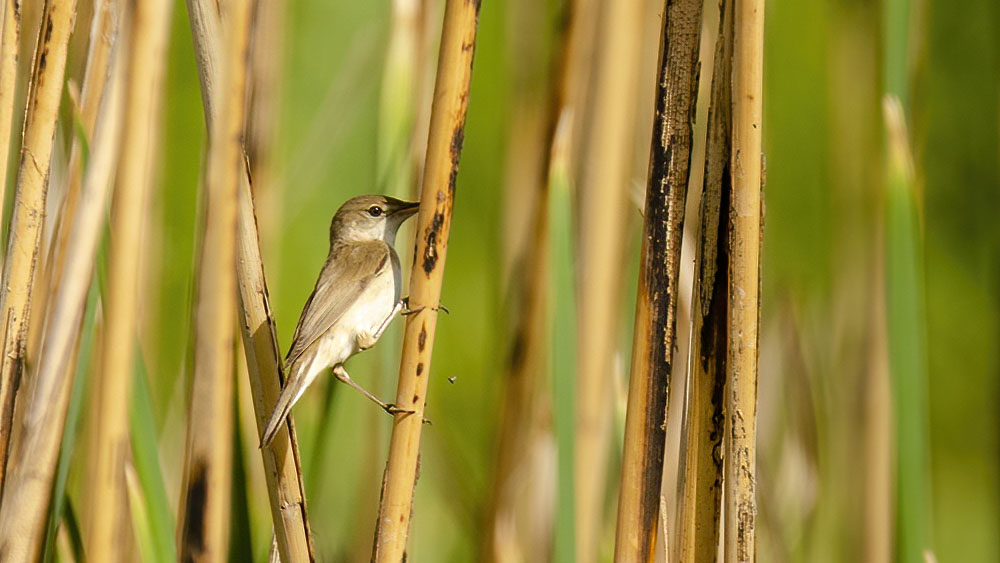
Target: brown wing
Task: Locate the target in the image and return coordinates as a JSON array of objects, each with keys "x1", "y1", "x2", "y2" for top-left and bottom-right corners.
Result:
[{"x1": 284, "y1": 240, "x2": 391, "y2": 369}]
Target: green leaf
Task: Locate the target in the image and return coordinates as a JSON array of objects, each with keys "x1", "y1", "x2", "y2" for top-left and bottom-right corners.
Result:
[
  {"x1": 43, "y1": 274, "x2": 100, "y2": 562},
  {"x1": 130, "y1": 353, "x2": 178, "y2": 563},
  {"x1": 550, "y1": 146, "x2": 576, "y2": 563}
]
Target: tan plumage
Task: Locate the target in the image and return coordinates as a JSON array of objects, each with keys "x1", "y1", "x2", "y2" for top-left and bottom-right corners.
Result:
[{"x1": 261, "y1": 195, "x2": 419, "y2": 447}]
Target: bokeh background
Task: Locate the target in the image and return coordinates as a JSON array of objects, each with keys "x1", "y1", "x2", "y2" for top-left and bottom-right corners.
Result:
[{"x1": 34, "y1": 0, "x2": 998, "y2": 560}]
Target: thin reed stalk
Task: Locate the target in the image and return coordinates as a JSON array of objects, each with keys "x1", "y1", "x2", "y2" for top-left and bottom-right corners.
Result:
[
  {"x1": 246, "y1": 0, "x2": 284, "y2": 256},
  {"x1": 485, "y1": 0, "x2": 568, "y2": 559},
  {"x1": 0, "y1": 40, "x2": 121, "y2": 563},
  {"x1": 486, "y1": 197, "x2": 551, "y2": 563},
  {"x1": 677, "y1": 0, "x2": 732, "y2": 560},
  {"x1": 371, "y1": 0, "x2": 480, "y2": 559},
  {"x1": 0, "y1": 0, "x2": 20, "y2": 237},
  {"x1": 574, "y1": 0, "x2": 645, "y2": 559},
  {"x1": 85, "y1": 1, "x2": 172, "y2": 559},
  {"x1": 17, "y1": 5, "x2": 122, "y2": 549},
  {"x1": 176, "y1": 0, "x2": 251, "y2": 559},
  {"x1": 38, "y1": 0, "x2": 119, "y2": 351},
  {"x1": 186, "y1": 1, "x2": 315, "y2": 559},
  {"x1": 724, "y1": 0, "x2": 765, "y2": 560},
  {"x1": 613, "y1": 0, "x2": 703, "y2": 559},
  {"x1": 0, "y1": 0, "x2": 77, "y2": 491},
  {"x1": 561, "y1": 0, "x2": 598, "y2": 177}
]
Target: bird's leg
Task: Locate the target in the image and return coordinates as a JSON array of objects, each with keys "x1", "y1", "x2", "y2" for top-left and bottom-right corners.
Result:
[
  {"x1": 401, "y1": 296, "x2": 450, "y2": 316},
  {"x1": 374, "y1": 300, "x2": 403, "y2": 340},
  {"x1": 358, "y1": 301, "x2": 403, "y2": 350},
  {"x1": 333, "y1": 365, "x2": 413, "y2": 415}
]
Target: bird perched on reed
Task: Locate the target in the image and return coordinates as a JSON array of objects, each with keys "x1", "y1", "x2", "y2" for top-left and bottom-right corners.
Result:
[{"x1": 260, "y1": 195, "x2": 420, "y2": 447}]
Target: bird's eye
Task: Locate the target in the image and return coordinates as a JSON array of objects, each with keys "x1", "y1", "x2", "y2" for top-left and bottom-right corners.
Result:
[{"x1": 368, "y1": 206, "x2": 383, "y2": 217}]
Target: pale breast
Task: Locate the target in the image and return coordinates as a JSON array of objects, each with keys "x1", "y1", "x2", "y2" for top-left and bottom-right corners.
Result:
[{"x1": 342, "y1": 265, "x2": 398, "y2": 354}]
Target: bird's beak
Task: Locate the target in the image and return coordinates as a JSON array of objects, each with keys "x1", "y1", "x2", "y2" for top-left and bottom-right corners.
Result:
[{"x1": 393, "y1": 200, "x2": 421, "y2": 219}]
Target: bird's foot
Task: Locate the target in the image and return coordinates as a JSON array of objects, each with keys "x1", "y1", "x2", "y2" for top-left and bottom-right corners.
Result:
[
  {"x1": 384, "y1": 403, "x2": 415, "y2": 416},
  {"x1": 384, "y1": 402, "x2": 432, "y2": 424},
  {"x1": 400, "y1": 296, "x2": 450, "y2": 316}
]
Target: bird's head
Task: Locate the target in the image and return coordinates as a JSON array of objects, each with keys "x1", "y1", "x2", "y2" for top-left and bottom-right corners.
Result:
[{"x1": 329, "y1": 195, "x2": 420, "y2": 246}]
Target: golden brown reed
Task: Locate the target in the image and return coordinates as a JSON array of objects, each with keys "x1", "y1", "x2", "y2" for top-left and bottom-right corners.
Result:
[
  {"x1": 185, "y1": 0, "x2": 315, "y2": 559},
  {"x1": 371, "y1": 0, "x2": 480, "y2": 559},
  {"x1": 574, "y1": 1, "x2": 646, "y2": 559},
  {"x1": 613, "y1": 0, "x2": 704, "y2": 559},
  {"x1": 484, "y1": 0, "x2": 566, "y2": 559},
  {"x1": 0, "y1": 28, "x2": 123, "y2": 562},
  {"x1": 676, "y1": 0, "x2": 732, "y2": 560},
  {"x1": 724, "y1": 0, "x2": 765, "y2": 560},
  {"x1": 85, "y1": 1, "x2": 172, "y2": 560},
  {"x1": 0, "y1": 0, "x2": 77, "y2": 492},
  {"x1": 38, "y1": 0, "x2": 119, "y2": 357},
  {"x1": 0, "y1": 0, "x2": 21, "y2": 259},
  {"x1": 177, "y1": 0, "x2": 252, "y2": 559}
]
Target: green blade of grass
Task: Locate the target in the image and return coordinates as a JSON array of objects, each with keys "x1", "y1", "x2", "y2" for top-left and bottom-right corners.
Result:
[
  {"x1": 129, "y1": 351, "x2": 178, "y2": 563},
  {"x1": 229, "y1": 391, "x2": 254, "y2": 563},
  {"x1": 42, "y1": 277, "x2": 99, "y2": 562},
  {"x1": 883, "y1": 95, "x2": 932, "y2": 562},
  {"x1": 61, "y1": 493, "x2": 86, "y2": 562}
]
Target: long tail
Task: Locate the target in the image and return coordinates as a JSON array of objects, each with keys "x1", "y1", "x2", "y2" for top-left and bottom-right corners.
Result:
[{"x1": 260, "y1": 361, "x2": 310, "y2": 448}]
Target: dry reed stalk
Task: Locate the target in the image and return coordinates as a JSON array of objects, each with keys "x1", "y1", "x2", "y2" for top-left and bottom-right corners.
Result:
[
  {"x1": 185, "y1": 1, "x2": 315, "y2": 559},
  {"x1": 38, "y1": 0, "x2": 118, "y2": 346},
  {"x1": 486, "y1": 201, "x2": 551, "y2": 563},
  {"x1": 0, "y1": 41, "x2": 122, "y2": 563},
  {"x1": 12, "y1": 0, "x2": 120, "y2": 494},
  {"x1": 0, "y1": 0, "x2": 20, "y2": 240},
  {"x1": 723, "y1": 0, "x2": 764, "y2": 560},
  {"x1": 574, "y1": 1, "x2": 646, "y2": 559},
  {"x1": 487, "y1": 64, "x2": 557, "y2": 563},
  {"x1": 246, "y1": 0, "x2": 283, "y2": 258},
  {"x1": 613, "y1": 0, "x2": 703, "y2": 560},
  {"x1": 676, "y1": 0, "x2": 732, "y2": 560},
  {"x1": 176, "y1": 0, "x2": 251, "y2": 559},
  {"x1": 496, "y1": 0, "x2": 552, "y2": 281},
  {"x1": 561, "y1": 0, "x2": 599, "y2": 178},
  {"x1": 484, "y1": 1, "x2": 565, "y2": 560},
  {"x1": 371, "y1": 0, "x2": 480, "y2": 559},
  {"x1": 0, "y1": 0, "x2": 77, "y2": 491},
  {"x1": 84, "y1": 1, "x2": 171, "y2": 560},
  {"x1": 864, "y1": 231, "x2": 892, "y2": 563},
  {"x1": 191, "y1": 10, "x2": 313, "y2": 563}
]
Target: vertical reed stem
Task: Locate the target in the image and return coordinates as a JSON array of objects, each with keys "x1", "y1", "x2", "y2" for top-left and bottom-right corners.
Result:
[
  {"x1": 575, "y1": 0, "x2": 645, "y2": 558},
  {"x1": 185, "y1": 1, "x2": 315, "y2": 559},
  {"x1": 0, "y1": 36, "x2": 122, "y2": 563},
  {"x1": 613, "y1": 0, "x2": 703, "y2": 559},
  {"x1": 0, "y1": 0, "x2": 77, "y2": 491},
  {"x1": 86, "y1": 1, "x2": 172, "y2": 560},
  {"x1": 677, "y1": 0, "x2": 732, "y2": 560},
  {"x1": 724, "y1": 0, "x2": 764, "y2": 560},
  {"x1": 371, "y1": 1, "x2": 480, "y2": 559},
  {"x1": 38, "y1": 0, "x2": 119, "y2": 351},
  {"x1": 177, "y1": 0, "x2": 250, "y2": 559},
  {"x1": 0, "y1": 0, "x2": 20, "y2": 241},
  {"x1": 486, "y1": 0, "x2": 572, "y2": 558}
]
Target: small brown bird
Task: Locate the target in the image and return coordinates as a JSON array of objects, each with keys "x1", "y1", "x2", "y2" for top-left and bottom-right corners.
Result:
[{"x1": 260, "y1": 195, "x2": 420, "y2": 447}]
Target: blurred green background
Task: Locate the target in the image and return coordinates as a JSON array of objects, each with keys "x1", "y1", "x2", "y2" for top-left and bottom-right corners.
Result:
[{"x1": 130, "y1": 0, "x2": 1000, "y2": 560}]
